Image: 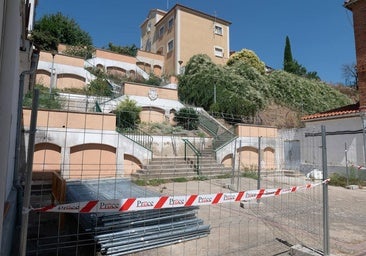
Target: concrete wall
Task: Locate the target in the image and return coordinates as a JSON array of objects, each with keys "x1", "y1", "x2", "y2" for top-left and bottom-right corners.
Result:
[
  {"x1": 23, "y1": 109, "x2": 116, "y2": 130},
  {"x1": 36, "y1": 52, "x2": 91, "y2": 89},
  {"x1": 23, "y1": 109, "x2": 152, "y2": 179},
  {"x1": 302, "y1": 115, "x2": 364, "y2": 172},
  {"x1": 123, "y1": 82, "x2": 178, "y2": 100},
  {"x1": 95, "y1": 49, "x2": 136, "y2": 64},
  {"x1": 136, "y1": 50, "x2": 164, "y2": 76},
  {"x1": 216, "y1": 125, "x2": 278, "y2": 171}
]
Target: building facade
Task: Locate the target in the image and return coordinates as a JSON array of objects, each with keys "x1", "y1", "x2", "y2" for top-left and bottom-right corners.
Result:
[
  {"x1": 140, "y1": 4, "x2": 231, "y2": 75},
  {"x1": 345, "y1": 0, "x2": 366, "y2": 110},
  {"x1": 0, "y1": 0, "x2": 38, "y2": 254}
]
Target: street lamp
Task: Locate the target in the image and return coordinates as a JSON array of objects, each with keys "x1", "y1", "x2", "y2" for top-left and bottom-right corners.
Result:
[{"x1": 49, "y1": 50, "x2": 57, "y2": 94}]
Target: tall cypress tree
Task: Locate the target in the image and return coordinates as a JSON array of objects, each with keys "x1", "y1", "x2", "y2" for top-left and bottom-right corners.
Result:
[
  {"x1": 283, "y1": 36, "x2": 293, "y2": 72},
  {"x1": 283, "y1": 36, "x2": 320, "y2": 80}
]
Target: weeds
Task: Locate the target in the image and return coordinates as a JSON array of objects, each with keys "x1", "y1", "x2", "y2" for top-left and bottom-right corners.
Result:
[
  {"x1": 241, "y1": 171, "x2": 258, "y2": 180},
  {"x1": 329, "y1": 168, "x2": 364, "y2": 188}
]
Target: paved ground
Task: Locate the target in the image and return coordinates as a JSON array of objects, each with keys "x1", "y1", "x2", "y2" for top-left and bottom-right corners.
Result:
[
  {"x1": 135, "y1": 175, "x2": 366, "y2": 256},
  {"x1": 27, "y1": 175, "x2": 366, "y2": 256}
]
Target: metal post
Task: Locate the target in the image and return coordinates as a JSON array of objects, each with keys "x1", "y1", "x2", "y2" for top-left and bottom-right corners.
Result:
[
  {"x1": 321, "y1": 125, "x2": 330, "y2": 256},
  {"x1": 213, "y1": 83, "x2": 216, "y2": 104},
  {"x1": 236, "y1": 140, "x2": 241, "y2": 191},
  {"x1": 257, "y1": 136, "x2": 262, "y2": 190},
  {"x1": 19, "y1": 89, "x2": 39, "y2": 256},
  {"x1": 361, "y1": 112, "x2": 366, "y2": 165},
  {"x1": 49, "y1": 52, "x2": 56, "y2": 94},
  {"x1": 231, "y1": 139, "x2": 237, "y2": 186},
  {"x1": 184, "y1": 142, "x2": 187, "y2": 161},
  {"x1": 345, "y1": 142, "x2": 349, "y2": 186}
]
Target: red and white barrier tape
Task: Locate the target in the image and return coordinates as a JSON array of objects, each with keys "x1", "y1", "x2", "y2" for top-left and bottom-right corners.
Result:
[{"x1": 35, "y1": 179, "x2": 330, "y2": 213}]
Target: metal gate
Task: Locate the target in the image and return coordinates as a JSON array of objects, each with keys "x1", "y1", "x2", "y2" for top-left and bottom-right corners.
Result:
[{"x1": 284, "y1": 140, "x2": 300, "y2": 170}]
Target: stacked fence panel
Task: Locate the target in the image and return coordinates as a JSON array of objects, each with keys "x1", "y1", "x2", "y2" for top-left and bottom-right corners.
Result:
[{"x1": 66, "y1": 179, "x2": 210, "y2": 255}]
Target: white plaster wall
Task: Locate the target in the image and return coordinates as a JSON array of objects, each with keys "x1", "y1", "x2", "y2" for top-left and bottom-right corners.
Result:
[
  {"x1": 302, "y1": 116, "x2": 364, "y2": 167},
  {"x1": 0, "y1": 0, "x2": 21, "y2": 201},
  {"x1": 24, "y1": 127, "x2": 152, "y2": 178},
  {"x1": 85, "y1": 57, "x2": 149, "y2": 79},
  {"x1": 0, "y1": 0, "x2": 22, "y2": 252}
]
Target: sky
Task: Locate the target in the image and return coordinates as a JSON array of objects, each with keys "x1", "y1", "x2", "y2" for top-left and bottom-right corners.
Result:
[{"x1": 35, "y1": 0, "x2": 356, "y2": 84}]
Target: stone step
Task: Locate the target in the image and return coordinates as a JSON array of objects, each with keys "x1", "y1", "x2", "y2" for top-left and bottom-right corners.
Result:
[
  {"x1": 137, "y1": 167, "x2": 196, "y2": 174},
  {"x1": 137, "y1": 149, "x2": 231, "y2": 180},
  {"x1": 138, "y1": 164, "x2": 232, "y2": 173},
  {"x1": 132, "y1": 169, "x2": 232, "y2": 180},
  {"x1": 148, "y1": 157, "x2": 187, "y2": 162},
  {"x1": 283, "y1": 170, "x2": 303, "y2": 177},
  {"x1": 143, "y1": 163, "x2": 191, "y2": 170}
]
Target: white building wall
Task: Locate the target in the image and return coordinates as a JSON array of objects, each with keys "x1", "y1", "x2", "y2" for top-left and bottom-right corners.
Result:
[
  {"x1": 303, "y1": 116, "x2": 364, "y2": 168},
  {"x1": 0, "y1": 0, "x2": 25, "y2": 253},
  {"x1": 23, "y1": 128, "x2": 153, "y2": 179}
]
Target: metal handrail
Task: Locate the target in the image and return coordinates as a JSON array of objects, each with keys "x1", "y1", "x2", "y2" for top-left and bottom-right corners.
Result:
[
  {"x1": 182, "y1": 139, "x2": 201, "y2": 175},
  {"x1": 117, "y1": 127, "x2": 153, "y2": 151},
  {"x1": 213, "y1": 129, "x2": 237, "y2": 150}
]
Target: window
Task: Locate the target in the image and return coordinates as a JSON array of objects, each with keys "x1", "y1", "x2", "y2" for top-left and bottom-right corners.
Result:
[
  {"x1": 145, "y1": 39, "x2": 151, "y2": 52},
  {"x1": 214, "y1": 46, "x2": 224, "y2": 58},
  {"x1": 168, "y1": 17, "x2": 174, "y2": 30},
  {"x1": 168, "y1": 40, "x2": 174, "y2": 52},
  {"x1": 214, "y1": 25, "x2": 223, "y2": 35},
  {"x1": 159, "y1": 26, "x2": 165, "y2": 37}
]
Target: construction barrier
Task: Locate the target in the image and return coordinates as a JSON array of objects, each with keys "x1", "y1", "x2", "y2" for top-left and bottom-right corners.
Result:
[{"x1": 35, "y1": 180, "x2": 329, "y2": 213}]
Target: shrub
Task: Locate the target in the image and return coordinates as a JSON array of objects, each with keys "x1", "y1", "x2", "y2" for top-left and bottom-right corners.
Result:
[
  {"x1": 115, "y1": 97, "x2": 142, "y2": 129},
  {"x1": 174, "y1": 107, "x2": 199, "y2": 130},
  {"x1": 23, "y1": 84, "x2": 63, "y2": 110},
  {"x1": 87, "y1": 78, "x2": 113, "y2": 97},
  {"x1": 329, "y1": 169, "x2": 363, "y2": 188}
]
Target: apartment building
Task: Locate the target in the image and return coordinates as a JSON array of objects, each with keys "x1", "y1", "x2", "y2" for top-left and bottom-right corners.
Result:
[{"x1": 140, "y1": 4, "x2": 231, "y2": 75}]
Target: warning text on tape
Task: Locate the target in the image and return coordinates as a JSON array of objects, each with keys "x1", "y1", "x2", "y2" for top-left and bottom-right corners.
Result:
[{"x1": 36, "y1": 180, "x2": 329, "y2": 213}]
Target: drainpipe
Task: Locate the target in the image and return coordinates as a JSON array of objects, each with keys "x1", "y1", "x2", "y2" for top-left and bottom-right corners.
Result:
[
  {"x1": 361, "y1": 111, "x2": 366, "y2": 166},
  {"x1": 19, "y1": 88, "x2": 39, "y2": 256},
  {"x1": 14, "y1": 50, "x2": 38, "y2": 254}
]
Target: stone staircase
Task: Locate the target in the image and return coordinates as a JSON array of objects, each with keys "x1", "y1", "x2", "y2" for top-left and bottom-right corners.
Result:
[
  {"x1": 197, "y1": 110, "x2": 236, "y2": 150},
  {"x1": 132, "y1": 147, "x2": 232, "y2": 180}
]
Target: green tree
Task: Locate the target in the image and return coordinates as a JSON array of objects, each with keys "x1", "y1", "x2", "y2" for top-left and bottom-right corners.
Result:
[
  {"x1": 227, "y1": 49, "x2": 266, "y2": 74},
  {"x1": 283, "y1": 36, "x2": 293, "y2": 72},
  {"x1": 178, "y1": 54, "x2": 219, "y2": 110},
  {"x1": 107, "y1": 42, "x2": 138, "y2": 57},
  {"x1": 282, "y1": 36, "x2": 320, "y2": 80},
  {"x1": 179, "y1": 54, "x2": 269, "y2": 121},
  {"x1": 267, "y1": 70, "x2": 351, "y2": 113},
  {"x1": 115, "y1": 97, "x2": 142, "y2": 129},
  {"x1": 174, "y1": 108, "x2": 199, "y2": 130},
  {"x1": 87, "y1": 78, "x2": 113, "y2": 97},
  {"x1": 31, "y1": 12, "x2": 92, "y2": 51}
]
